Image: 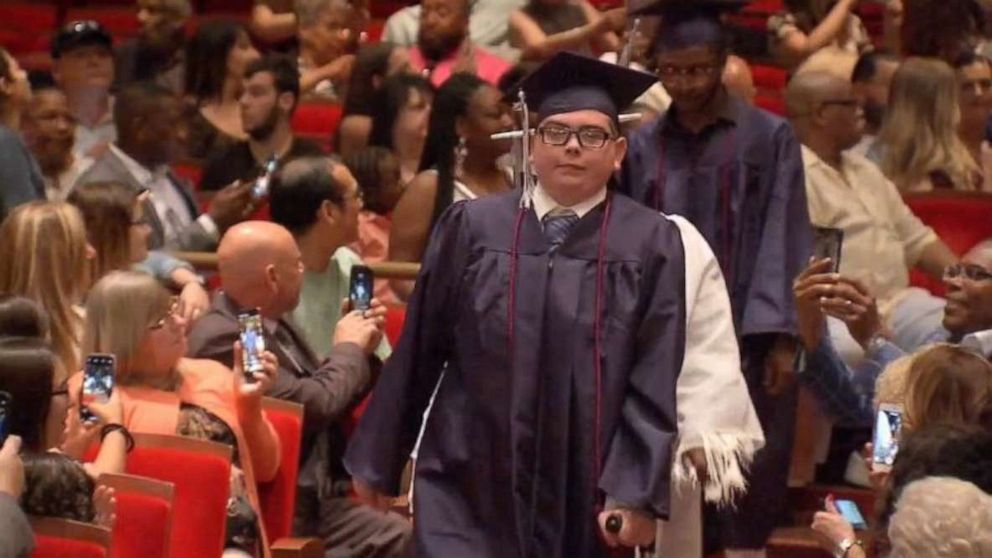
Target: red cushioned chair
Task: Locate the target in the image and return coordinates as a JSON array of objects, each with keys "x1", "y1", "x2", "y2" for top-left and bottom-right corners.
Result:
[
  {"x1": 904, "y1": 192, "x2": 992, "y2": 296},
  {"x1": 65, "y1": 7, "x2": 141, "y2": 42},
  {"x1": 98, "y1": 473, "x2": 174, "y2": 558},
  {"x1": 384, "y1": 305, "x2": 406, "y2": 347},
  {"x1": 259, "y1": 398, "x2": 305, "y2": 542},
  {"x1": 291, "y1": 102, "x2": 342, "y2": 152},
  {"x1": 125, "y1": 433, "x2": 232, "y2": 558},
  {"x1": 30, "y1": 517, "x2": 112, "y2": 558}
]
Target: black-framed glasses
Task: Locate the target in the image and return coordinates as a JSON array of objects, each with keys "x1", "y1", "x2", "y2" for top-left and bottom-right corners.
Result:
[
  {"x1": 537, "y1": 125, "x2": 614, "y2": 149},
  {"x1": 148, "y1": 296, "x2": 181, "y2": 330},
  {"x1": 944, "y1": 263, "x2": 992, "y2": 282}
]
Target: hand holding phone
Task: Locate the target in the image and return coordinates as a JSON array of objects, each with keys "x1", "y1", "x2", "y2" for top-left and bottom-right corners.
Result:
[
  {"x1": 872, "y1": 403, "x2": 903, "y2": 472},
  {"x1": 833, "y1": 499, "x2": 867, "y2": 530},
  {"x1": 252, "y1": 155, "x2": 279, "y2": 201},
  {"x1": 238, "y1": 309, "x2": 266, "y2": 384},
  {"x1": 813, "y1": 227, "x2": 844, "y2": 273},
  {"x1": 349, "y1": 265, "x2": 374, "y2": 312},
  {"x1": 0, "y1": 391, "x2": 11, "y2": 447},
  {"x1": 81, "y1": 354, "x2": 116, "y2": 424}
]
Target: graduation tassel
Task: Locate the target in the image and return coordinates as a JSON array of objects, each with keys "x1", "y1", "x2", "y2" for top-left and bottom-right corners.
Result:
[{"x1": 618, "y1": 17, "x2": 642, "y2": 68}]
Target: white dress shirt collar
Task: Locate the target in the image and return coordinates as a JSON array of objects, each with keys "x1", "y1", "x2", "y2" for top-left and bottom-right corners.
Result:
[{"x1": 532, "y1": 183, "x2": 607, "y2": 222}]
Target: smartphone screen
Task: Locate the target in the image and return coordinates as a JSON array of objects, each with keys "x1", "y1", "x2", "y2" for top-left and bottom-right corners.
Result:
[
  {"x1": 252, "y1": 156, "x2": 278, "y2": 201},
  {"x1": 237, "y1": 309, "x2": 266, "y2": 382},
  {"x1": 81, "y1": 354, "x2": 115, "y2": 423},
  {"x1": 0, "y1": 391, "x2": 11, "y2": 446},
  {"x1": 834, "y1": 499, "x2": 868, "y2": 530},
  {"x1": 872, "y1": 404, "x2": 903, "y2": 471},
  {"x1": 813, "y1": 227, "x2": 844, "y2": 272},
  {"x1": 349, "y1": 265, "x2": 374, "y2": 312}
]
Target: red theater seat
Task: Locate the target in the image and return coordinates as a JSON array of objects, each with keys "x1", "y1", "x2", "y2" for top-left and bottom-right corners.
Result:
[
  {"x1": 384, "y1": 305, "x2": 406, "y2": 347},
  {"x1": 259, "y1": 398, "x2": 305, "y2": 542},
  {"x1": 30, "y1": 517, "x2": 112, "y2": 558},
  {"x1": 905, "y1": 192, "x2": 992, "y2": 295},
  {"x1": 291, "y1": 102, "x2": 343, "y2": 152},
  {"x1": 98, "y1": 473, "x2": 174, "y2": 558},
  {"x1": 65, "y1": 7, "x2": 140, "y2": 42}
]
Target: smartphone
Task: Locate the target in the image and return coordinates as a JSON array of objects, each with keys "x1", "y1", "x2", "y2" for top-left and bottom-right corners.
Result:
[
  {"x1": 251, "y1": 155, "x2": 279, "y2": 201},
  {"x1": 237, "y1": 309, "x2": 266, "y2": 383},
  {"x1": 813, "y1": 227, "x2": 844, "y2": 272},
  {"x1": 834, "y1": 499, "x2": 868, "y2": 530},
  {"x1": 349, "y1": 265, "x2": 374, "y2": 312},
  {"x1": 81, "y1": 354, "x2": 115, "y2": 424},
  {"x1": 872, "y1": 403, "x2": 904, "y2": 472},
  {"x1": 0, "y1": 391, "x2": 11, "y2": 446}
]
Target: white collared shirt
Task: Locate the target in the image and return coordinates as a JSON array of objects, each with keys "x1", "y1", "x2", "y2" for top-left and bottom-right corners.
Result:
[
  {"x1": 531, "y1": 183, "x2": 607, "y2": 224},
  {"x1": 961, "y1": 329, "x2": 992, "y2": 358}
]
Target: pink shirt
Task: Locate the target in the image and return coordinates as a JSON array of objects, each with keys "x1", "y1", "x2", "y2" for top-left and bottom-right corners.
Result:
[
  {"x1": 350, "y1": 210, "x2": 401, "y2": 306},
  {"x1": 409, "y1": 42, "x2": 511, "y2": 88}
]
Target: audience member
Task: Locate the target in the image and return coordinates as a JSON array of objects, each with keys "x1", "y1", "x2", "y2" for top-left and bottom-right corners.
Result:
[
  {"x1": 389, "y1": 73, "x2": 512, "y2": 300},
  {"x1": 878, "y1": 57, "x2": 985, "y2": 191},
  {"x1": 22, "y1": 88, "x2": 92, "y2": 202},
  {"x1": 296, "y1": 0, "x2": 368, "y2": 99},
  {"x1": 343, "y1": 147, "x2": 405, "y2": 305},
  {"x1": 408, "y1": 0, "x2": 512, "y2": 87},
  {"x1": 621, "y1": 5, "x2": 811, "y2": 553},
  {"x1": 0, "y1": 336, "x2": 57, "y2": 453},
  {"x1": 183, "y1": 20, "x2": 261, "y2": 160},
  {"x1": 368, "y1": 73, "x2": 434, "y2": 186},
  {"x1": 887, "y1": 477, "x2": 992, "y2": 558},
  {"x1": 767, "y1": 0, "x2": 872, "y2": 71},
  {"x1": 77, "y1": 270, "x2": 281, "y2": 557},
  {"x1": 200, "y1": 55, "x2": 324, "y2": 191},
  {"x1": 596, "y1": 17, "x2": 671, "y2": 121},
  {"x1": 0, "y1": 47, "x2": 44, "y2": 220},
  {"x1": 508, "y1": 0, "x2": 621, "y2": 62},
  {"x1": 51, "y1": 21, "x2": 117, "y2": 158},
  {"x1": 0, "y1": 294, "x2": 49, "y2": 339},
  {"x1": 786, "y1": 71, "x2": 957, "y2": 361},
  {"x1": 903, "y1": 344, "x2": 992, "y2": 430},
  {"x1": 848, "y1": 51, "x2": 899, "y2": 163},
  {"x1": 901, "y1": 0, "x2": 987, "y2": 63},
  {"x1": 0, "y1": 202, "x2": 93, "y2": 375},
  {"x1": 0, "y1": 436, "x2": 32, "y2": 558},
  {"x1": 337, "y1": 42, "x2": 413, "y2": 156},
  {"x1": 952, "y1": 52, "x2": 992, "y2": 190},
  {"x1": 383, "y1": 0, "x2": 524, "y2": 61},
  {"x1": 115, "y1": 0, "x2": 192, "y2": 94},
  {"x1": 722, "y1": 54, "x2": 756, "y2": 104},
  {"x1": 186, "y1": 222, "x2": 411, "y2": 557},
  {"x1": 67, "y1": 181, "x2": 211, "y2": 321},
  {"x1": 270, "y1": 156, "x2": 392, "y2": 359},
  {"x1": 250, "y1": 0, "x2": 298, "y2": 46},
  {"x1": 77, "y1": 81, "x2": 250, "y2": 250}
]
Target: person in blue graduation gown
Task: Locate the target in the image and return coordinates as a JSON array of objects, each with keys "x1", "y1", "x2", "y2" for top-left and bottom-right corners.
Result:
[
  {"x1": 344, "y1": 53, "x2": 689, "y2": 557},
  {"x1": 619, "y1": 0, "x2": 812, "y2": 553}
]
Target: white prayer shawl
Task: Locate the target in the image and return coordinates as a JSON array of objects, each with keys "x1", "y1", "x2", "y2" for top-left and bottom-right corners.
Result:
[{"x1": 655, "y1": 216, "x2": 766, "y2": 558}]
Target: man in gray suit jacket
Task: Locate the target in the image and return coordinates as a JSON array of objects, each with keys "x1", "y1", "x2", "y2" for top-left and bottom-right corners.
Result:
[
  {"x1": 74, "y1": 81, "x2": 251, "y2": 251},
  {"x1": 186, "y1": 221, "x2": 411, "y2": 557},
  {"x1": 0, "y1": 436, "x2": 33, "y2": 558}
]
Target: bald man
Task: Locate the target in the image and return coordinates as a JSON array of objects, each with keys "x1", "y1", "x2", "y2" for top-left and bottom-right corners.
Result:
[
  {"x1": 722, "y1": 54, "x2": 756, "y2": 104},
  {"x1": 186, "y1": 221, "x2": 412, "y2": 557},
  {"x1": 786, "y1": 71, "x2": 956, "y2": 365}
]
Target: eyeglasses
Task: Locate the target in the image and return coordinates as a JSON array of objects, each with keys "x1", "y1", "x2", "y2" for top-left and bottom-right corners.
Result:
[
  {"x1": 537, "y1": 124, "x2": 614, "y2": 149},
  {"x1": 148, "y1": 296, "x2": 181, "y2": 330},
  {"x1": 656, "y1": 64, "x2": 721, "y2": 81},
  {"x1": 944, "y1": 263, "x2": 992, "y2": 282}
]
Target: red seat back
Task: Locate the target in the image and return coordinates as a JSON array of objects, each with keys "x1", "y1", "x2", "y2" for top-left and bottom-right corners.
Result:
[
  {"x1": 258, "y1": 398, "x2": 305, "y2": 541},
  {"x1": 291, "y1": 103, "x2": 342, "y2": 151},
  {"x1": 126, "y1": 433, "x2": 232, "y2": 558},
  {"x1": 30, "y1": 517, "x2": 111, "y2": 558},
  {"x1": 98, "y1": 473, "x2": 174, "y2": 558},
  {"x1": 905, "y1": 193, "x2": 992, "y2": 295},
  {"x1": 64, "y1": 7, "x2": 140, "y2": 42},
  {"x1": 384, "y1": 305, "x2": 406, "y2": 347}
]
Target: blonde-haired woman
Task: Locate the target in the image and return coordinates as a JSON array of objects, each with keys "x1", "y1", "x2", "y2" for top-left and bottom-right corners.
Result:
[
  {"x1": 0, "y1": 201, "x2": 93, "y2": 376},
  {"x1": 75, "y1": 270, "x2": 281, "y2": 557},
  {"x1": 878, "y1": 57, "x2": 987, "y2": 192}
]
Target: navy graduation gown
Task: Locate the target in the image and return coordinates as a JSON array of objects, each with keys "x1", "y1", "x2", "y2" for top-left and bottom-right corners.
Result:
[
  {"x1": 344, "y1": 191, "x2": 687, "y2": 557},
  {"x1": 620, "y1": 96, "x2": 812, "y2": 547}
]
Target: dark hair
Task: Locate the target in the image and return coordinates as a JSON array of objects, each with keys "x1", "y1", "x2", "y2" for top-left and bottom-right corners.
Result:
[
  {"x1": 851, "y1": 51, "x2": 899, "y2": 83},
  {"x1": 369, "y1": 73, "x2": 433, "y2": 150},
  {"x1": 0, "y1": 336, "x2": 56, "y2": 453},
  {"x1": 902, "y1": 0, "x2": 986, "y2": 62},
  {"x1": 952, "y1": 50, "x2": 989, "y2": 70},
  {"x1": 270, "y1": 156, "x2": 346, "y2": 235},
  {"x1": 880, "y1": 424, "x2": 992, "y2": 531},
  {"x1": 497, "y1": 63, "x2": 536, "y2": 96},
  {"x1": 184, "y1": 19, "x2": 246, "y2": 103},
  {"x1": 342, "y1": 42, "x2": 400, "y2": 117},
  {"x1": 343, "y1": 146, "x2": 397, "y2": 215},
  {"x1": 0, "y1": 294, "x2": 49, "y2": 338},
  {"x1": 113, "y1": 81, "x2": 176, "y2": 135},
  {"x1": 21, "y1": 452, "x2": 96, "y2": 522},
  {"x1": 418, "y1": 72, "x2": 487, "y2": 229},
  {"x1": 245, "y1": 54, "x2": 301, "y2": 111},
  {"x1": 650, "y1": 12, "x2": 730, "y2": 56}
]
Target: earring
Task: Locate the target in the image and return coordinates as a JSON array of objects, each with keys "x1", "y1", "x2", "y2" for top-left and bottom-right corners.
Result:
[{"x1": 454, "y1": 136, "x2": 468, "y2": 178}]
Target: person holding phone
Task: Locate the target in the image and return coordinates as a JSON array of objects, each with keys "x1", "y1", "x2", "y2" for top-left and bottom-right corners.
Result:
[
  {"x1": 186, "y1": 221, "x2": 410, "y2": 557},
  {"x1": 0, "y1": 435, "x2": 33, "y2": 558}
]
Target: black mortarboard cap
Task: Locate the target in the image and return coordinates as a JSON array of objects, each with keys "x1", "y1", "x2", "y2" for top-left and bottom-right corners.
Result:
[
  {"x1": 629, "y1": 0, "x2": 749, "y2": 52},
  {"x1": 51, "y1": 20, "x2": 113, "y2": 59},
  {"x1": 512, "y1": 52, "x2": 657, "y2": 125}
]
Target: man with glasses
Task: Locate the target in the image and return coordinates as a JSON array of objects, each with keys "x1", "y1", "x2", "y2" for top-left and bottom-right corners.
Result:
[
  {"x1": 786, "y1": 70, "x2": 957, "y2": 365},
  {"x1": 344, "y1": 52, "x2": 691, "y2": 555},
  {"x1": 51, "y1": 21, "x2": 117, "y2": 158},
  {"x1": 620, "y1": 1, "x2": 811, "y2": 556}
]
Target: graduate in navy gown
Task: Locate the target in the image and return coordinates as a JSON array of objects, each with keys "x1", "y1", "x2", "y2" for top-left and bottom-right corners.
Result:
[
  {"x1": 619, "y1": 1, "x2": 812, "y2": 553},
  {"x1": 344, "y1": 53, "x2": 689, "y2": 557}
]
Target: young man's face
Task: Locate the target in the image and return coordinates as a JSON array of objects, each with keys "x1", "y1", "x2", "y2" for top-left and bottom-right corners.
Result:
[
  {"x1": 53, "y1": 44, "x2": 115, "y2": 93},
  {"x1": 654, "y1": 45, "x2": 725, "y2": 115},
  {"x1": 240, "y1": 71, "x2": 291, "y2": 141}
]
